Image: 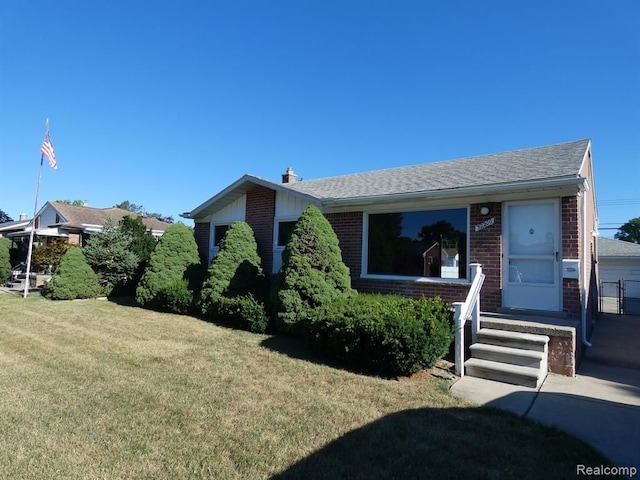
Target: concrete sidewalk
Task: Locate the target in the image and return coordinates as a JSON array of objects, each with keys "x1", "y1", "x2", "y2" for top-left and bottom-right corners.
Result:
[{"x1": 450, "y1": 314, "x2": 640, "y2": 470}]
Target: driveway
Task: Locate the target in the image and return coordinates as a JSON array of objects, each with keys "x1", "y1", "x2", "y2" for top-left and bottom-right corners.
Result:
[{"x1": 451, "y1": 313, "x2": 640, "y2": 471}]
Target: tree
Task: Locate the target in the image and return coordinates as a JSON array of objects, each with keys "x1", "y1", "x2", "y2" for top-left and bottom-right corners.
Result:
[
  {"x1": 46, "y1": 247, "x2": 102, "y2": 300},
  {"x1": 114, "y1": 200, "x2": 144, "y2": 215},
  {"x1": 115, "y1": 200, "x2": 174, "y2": 224},
  {"x1": 272, "y1": 205, "x2": 353, "y2": 336},
  {"x1": 199, "y1": 222, "x2": 269, "y2": 332},
  {"x1": 32, "y1": 238, "x2": 71, "y2": 273},
  {"x1": 0, "y1": 209, "x2": 13, "y2": 223},
  {"x1": 119, "y1": 215, "x2": 157, "y2": 263},
  {"x1": 83, "y1": 219, "x2": 140, "y2": 296},
  {"x1": 0, "y1": 238, "x2": 11, "y2": 283},
  {"x1": 55, "y1": 200, "x2": 88, "y2": 206},
  {"x1": 615, "y1": 217, "x2": 640, "y2": 244},
  {"x1": 135, "y1": 223, "x2": 201, "y2": 308}
]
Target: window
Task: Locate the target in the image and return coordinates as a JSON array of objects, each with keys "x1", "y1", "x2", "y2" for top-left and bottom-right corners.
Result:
[
  {"x1": 367, "y1": 208, "x2": 468, "y2": 279},
  {"x1": 277, "y1": 221, "x2": 297, "y2": 247},
  {"x1": 213, "y1": 224, "x2": 230, "y2": 247}
]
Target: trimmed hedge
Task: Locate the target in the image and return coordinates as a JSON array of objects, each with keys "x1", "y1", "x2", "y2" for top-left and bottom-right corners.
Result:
[
  {"x1": 307, "y1": 293, "x2": 455, "y2": 377},
  {"x1": 46, "y1": 247, "x2": 102, "y2": 300},
  {"x1": 135, "y1": 223, "x2": 201, "y2": 310},
  {"x1": 272, "y1": 205, "x2": 352, "y2": 337},
  {"x1": 199, "y1": 222, "x2": 269, "y2": 333}
]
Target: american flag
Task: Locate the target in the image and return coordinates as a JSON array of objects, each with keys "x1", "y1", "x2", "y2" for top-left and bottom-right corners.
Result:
[{"x1": 40, "y1": 131, "x2": 57, "y2": 170}]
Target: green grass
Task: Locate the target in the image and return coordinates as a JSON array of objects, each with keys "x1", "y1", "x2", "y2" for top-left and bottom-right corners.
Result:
[{"x1": 0, "y1": 294, "x2": 617, "y2": 479}]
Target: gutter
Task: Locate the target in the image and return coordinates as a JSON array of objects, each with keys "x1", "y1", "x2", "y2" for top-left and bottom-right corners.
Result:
[{"x1": 581, "y1": 188, "x2": 592, "y2": 348}]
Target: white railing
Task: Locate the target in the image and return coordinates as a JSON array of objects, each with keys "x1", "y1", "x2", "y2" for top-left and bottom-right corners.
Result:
[{"x1": 453, "y1": 264, "x2": 485, "y2": 377}]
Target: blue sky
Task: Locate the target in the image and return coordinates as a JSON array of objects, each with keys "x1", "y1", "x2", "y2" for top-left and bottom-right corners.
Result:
[{"x1": 1, "y1": 1, "x2": 638, "y2": 236}]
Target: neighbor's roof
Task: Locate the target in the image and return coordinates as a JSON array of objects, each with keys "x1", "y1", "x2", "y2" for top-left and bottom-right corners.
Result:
[
  {"x1": 598, "y1": 237, "x2": 640, "y2": 258},
  {"x1": 186, "y1": 139, "x2": 592, "y2": 218},
  {"x1": 284, "y1": 139, "x2": 591, "y2": 201},
  {"x1": 48, "y1": 202, "x2": 171, "y2": 232}
]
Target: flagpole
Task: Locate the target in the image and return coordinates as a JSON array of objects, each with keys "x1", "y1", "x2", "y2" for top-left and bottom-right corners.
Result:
[{"x1": 23, "y1": 119, "x2": 49, "y2": 298}]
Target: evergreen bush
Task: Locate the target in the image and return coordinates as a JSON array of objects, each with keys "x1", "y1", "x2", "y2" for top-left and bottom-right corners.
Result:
[
  {"x1": 46, "y1": 247, "x2": 102, "y2": 300},
  {"x1": 307, "y1": 294, "x2": 455, "y2": 377},
  {"x1": 83, "y1": 219, "x2": 140, "y2": 296},
  {"x1": 155, "y1": 279, "x2": 193, "y2": 314},
  {"x1": 0, "y1": 237, "x2": 11, "y2": 283},
  {"x1": 199, "y1": 222, "x2": 268, "y2": 333},
  {"x1": 272, "y1": 205, "x2": 352, "y2": 336},
  {"x1": 135, "y1": 223, "x2": 201, "y2": 310}
]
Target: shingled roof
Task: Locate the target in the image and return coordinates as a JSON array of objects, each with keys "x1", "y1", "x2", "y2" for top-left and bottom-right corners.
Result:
[
  {"x1": 48, "y1": 202, "x2": 170, "y2": 232},
  {"x1": 186, "y1": 139, "x2": 592, "y2": 218},
  {"x1": 283, "y1": 139, "x2": 591, "y2": 201},
  {"x1": 598, "y1": 237, "x2": 640, "y2": 258}
]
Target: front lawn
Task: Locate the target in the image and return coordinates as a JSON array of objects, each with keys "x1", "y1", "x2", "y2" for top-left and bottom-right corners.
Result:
[{"x1": 0, "y1": 295, "x2": 616, "y2": 479}]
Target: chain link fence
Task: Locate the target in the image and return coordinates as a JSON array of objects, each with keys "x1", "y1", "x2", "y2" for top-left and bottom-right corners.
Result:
[
  {"x1": 600, "y1": 280, "x2": 640, "y2": 315},
  {"x1": 600, "y1": 281, "x2": 621, "y2": 314}
]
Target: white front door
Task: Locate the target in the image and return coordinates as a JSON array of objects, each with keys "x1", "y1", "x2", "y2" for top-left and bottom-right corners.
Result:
[{"x1": 503, "y1": 200, "x2": 561, "y2": 311}]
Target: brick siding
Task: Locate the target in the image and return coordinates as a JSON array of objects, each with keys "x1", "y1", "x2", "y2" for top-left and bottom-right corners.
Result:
[
  {"x1": 561, "y1": 196, "x2": 581, "y2": 318},
  {"x1": 468, "y1": 202, "x2": 502, "y2": 312},
  {"x1": 245, "y1": 186, "x2": 276, "y2": 274},
  {"x1": 326, "y1": 212, "x2": 363, "y2": 277},
  {"x1": 194, "y1": 222, "x2": 210, "y2": 264}
]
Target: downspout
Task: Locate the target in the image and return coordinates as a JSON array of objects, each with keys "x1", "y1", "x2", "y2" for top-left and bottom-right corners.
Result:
[{"x1": 581, "y1": 191, "x2": 592, "y2": 347}]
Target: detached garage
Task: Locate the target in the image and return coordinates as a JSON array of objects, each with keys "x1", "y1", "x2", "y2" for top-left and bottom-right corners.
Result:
[{"x1": 598, "y1": 237, "x2": 640, "y2": 314}]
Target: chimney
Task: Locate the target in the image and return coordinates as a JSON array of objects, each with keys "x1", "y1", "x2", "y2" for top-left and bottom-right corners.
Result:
[
  {"x1": 19, "y1": 213, "x2": 27, "y2": 221},
  {"x1": 282, "y1": 167, "x2": 298, "y2": 184}
]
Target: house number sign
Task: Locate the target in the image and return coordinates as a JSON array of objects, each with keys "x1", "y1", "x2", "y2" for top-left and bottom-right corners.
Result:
[{"x1": 474, "y1": 217, "x2": 495, "y2": 232}]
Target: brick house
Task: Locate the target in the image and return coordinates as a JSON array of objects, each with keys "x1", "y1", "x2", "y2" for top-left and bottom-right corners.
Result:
[{"x1": 183, "y1": 139, "x2": 598, "y2": 381}]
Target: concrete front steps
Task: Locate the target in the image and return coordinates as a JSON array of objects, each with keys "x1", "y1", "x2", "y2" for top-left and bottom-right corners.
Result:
[{"x1": 464, "y1": 328, "x2": 549, "y2": 389}]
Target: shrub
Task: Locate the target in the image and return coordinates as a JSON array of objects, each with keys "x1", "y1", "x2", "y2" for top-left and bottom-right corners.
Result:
[
  {"x1": 46, "y1": 247, "x2": 102, "y2": 300},
  {"x1": 272, "y1": 205, "x2": 352, "y2": 336},
  {"x1": 135, "y1": 223, "x2": 201, "y2": 310},
  {"x1": 32, "y1": 238, "x2": 71, "y2": 273},
  {"x1": 83, "y1": 219, "x2": 140, "y2": 296},
  {"x1": 0, "y1": 237, "x2": 11, "y2": 283},
  {"x1": 216, "y1": 295, "x2": 270, "y2": 333},
  {"x1": 199, "y1": 222, "x2": 269, "y2": 333},
  {"x1": 155, "y1": 279, "x2": 193, "y2": 314},
  {"x1": 307, "y1": 294, "x2": 455, "y2": 377}
]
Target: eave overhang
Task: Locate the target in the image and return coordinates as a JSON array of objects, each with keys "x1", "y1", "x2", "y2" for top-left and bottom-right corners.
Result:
[{"x1": 182, "y1": 175, "x2": 321, "y2": 220}]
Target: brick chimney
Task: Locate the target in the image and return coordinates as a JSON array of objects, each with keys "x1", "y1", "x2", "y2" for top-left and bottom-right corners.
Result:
[{"x1": 282, "y1": 167, "x2": 298, "y2": 184}]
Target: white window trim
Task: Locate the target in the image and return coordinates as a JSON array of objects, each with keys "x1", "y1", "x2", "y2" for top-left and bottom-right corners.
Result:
[
  {"x1": 361, "y1": 205, "x2": 471, "y2": 283},
  {"x1": 209, "y1": 222, "x2": 232, "y2": 260},
  {"x1": 272, "y1": 216, "x2": 300, "y2": 274}
]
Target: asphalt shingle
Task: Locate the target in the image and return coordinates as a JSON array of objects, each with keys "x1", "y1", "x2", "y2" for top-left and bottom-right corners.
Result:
[{"x1": 282, "y1": 139, "x2": 590, "y2": 200}]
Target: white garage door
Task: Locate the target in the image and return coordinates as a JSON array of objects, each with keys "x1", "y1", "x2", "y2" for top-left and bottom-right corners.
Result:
[{"x1": 599, "y1": 259, "x2": 640, "y2": 283}]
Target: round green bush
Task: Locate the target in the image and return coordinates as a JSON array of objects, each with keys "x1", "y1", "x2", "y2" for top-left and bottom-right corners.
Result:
[
  {"x1": 135, "y1": 223, "x2": 201, "y2": 309},
  {"x1": 272, "y1": 205, "x2": 353, "y2": 336},
  {"x1": 307, "y1": 293, "x2": 455, "y2": 377},
  {"x1": 46, "y1": 247, "x2": 102, "y2": 300}
]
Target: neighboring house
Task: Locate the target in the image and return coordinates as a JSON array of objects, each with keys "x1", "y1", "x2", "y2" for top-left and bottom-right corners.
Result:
[
  {"x1": 183, "y1": 139, "x2": 598, "y2": 379},
  {"x1": 597, "y1": 237, "x2": 640, "y2": 283},
  {"x1": 0, "y1": 215, "x2": 31, "y2": 239},
  {"x1": 597, "y1": 237, "x2": 640, "y2": 315},
  {"x1": 5, "y1": 202, "x2": 170, "y2": 259}
]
